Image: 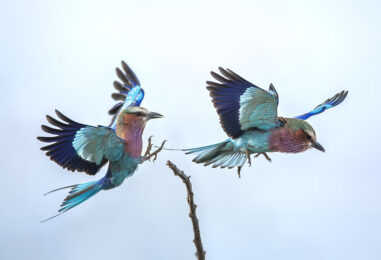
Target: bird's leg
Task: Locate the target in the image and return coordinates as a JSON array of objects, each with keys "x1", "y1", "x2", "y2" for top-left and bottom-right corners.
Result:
[
  {"x1": 245, "y1": 150, "x2": 252, "y2": 166},
  {"x1": 254, "y1": 152, "x2": 272, "y2": 162},
  {"x1": 238, "y1": 148, "x2": 254, "y2": 177},
  {"x1": 263, "y1": 152, "x2": 272, "y2": 162},
  {"x1": 141, "y1": 136, "x2": 167, "y2": 163}
]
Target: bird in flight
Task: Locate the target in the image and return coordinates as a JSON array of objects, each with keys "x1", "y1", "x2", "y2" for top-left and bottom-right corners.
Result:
[
  {"x1": 38, "y1": 61, "x2": 164, "y2": 222},
  {"x1": 185, "y1": 68, "x2": 348, "y2": 176}
]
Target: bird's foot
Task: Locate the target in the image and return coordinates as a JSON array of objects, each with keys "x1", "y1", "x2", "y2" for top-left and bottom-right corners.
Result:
[
  {"x1": 141, "y1": 136, "x2": 167, "y2": 163},
  {"x1": 254, "y1": 152, "x2": 272, "y2": 162}
]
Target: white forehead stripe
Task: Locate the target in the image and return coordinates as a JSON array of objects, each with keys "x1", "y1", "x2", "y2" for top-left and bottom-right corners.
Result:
[{"x1": 128, "y1": 107, "x2": 149, "y2": 114}]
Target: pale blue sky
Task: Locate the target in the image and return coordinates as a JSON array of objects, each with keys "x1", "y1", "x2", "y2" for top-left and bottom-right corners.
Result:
[{"x1": 1, "y1": 0, "x2": 380, "y2": 259}]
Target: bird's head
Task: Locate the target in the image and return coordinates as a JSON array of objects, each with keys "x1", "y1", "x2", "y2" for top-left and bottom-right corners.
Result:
[
  {"x1": 286, "y1": 118, "x2": 325, "y2": 152},
  {"x1": 118, "y1": 106, "x2": 163, "y2": 127}
]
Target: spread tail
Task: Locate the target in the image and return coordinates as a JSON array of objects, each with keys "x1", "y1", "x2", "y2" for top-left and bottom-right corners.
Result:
[
  {"x1": 42, "y1": 178, "x2": 105, "y2": 223},
  {"x1": 184, "y1": 140, "x2": 247, "y2": 169}
]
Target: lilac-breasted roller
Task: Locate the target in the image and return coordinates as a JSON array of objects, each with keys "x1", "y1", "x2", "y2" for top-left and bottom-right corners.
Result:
[
  {"x1": 185, "y1": 68, "x2": 348, "y2": 175},
  {"x1": 38, "y1": 61, "x2": 162, "y2": 221}
]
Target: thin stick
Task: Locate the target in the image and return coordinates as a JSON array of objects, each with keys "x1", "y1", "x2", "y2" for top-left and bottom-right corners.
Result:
[{"x1": 166, "y1": 161, "x2": 206, "y2": 260}]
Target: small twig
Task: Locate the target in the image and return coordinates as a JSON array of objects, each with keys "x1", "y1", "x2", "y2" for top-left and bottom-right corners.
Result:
[
  {"x1": 166, "y1": 161, "x2": 206, "y2": 260},
  {"x1": 141, "y1": 136, "x2": 166, "y2": 163}
]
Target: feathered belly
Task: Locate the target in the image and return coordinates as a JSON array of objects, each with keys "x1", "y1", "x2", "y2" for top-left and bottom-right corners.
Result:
[
  {"x1": 108, "y1": 154, "x2": 139, "y2": 188},
  {"x1": 232, "y1": 131, "x2": 272, "y2": 153}
]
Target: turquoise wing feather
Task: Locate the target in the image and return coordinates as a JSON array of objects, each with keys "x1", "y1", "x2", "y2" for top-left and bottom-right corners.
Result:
[
  {"x1": 207, "y1": 68, "x2": 281, "y2": 138},
  {"x1": 73, "y1": 126, "x2": 125, "y2": 164},
  {"x1": 238, "y1": 83, "x2": 279, "y2": 131}
]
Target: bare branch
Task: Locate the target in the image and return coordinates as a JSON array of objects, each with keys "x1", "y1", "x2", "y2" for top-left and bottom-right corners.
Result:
[
  {"x1": 140, "y1": 136, "x2": 166, "y2": 163},
  {"x1": 166, "y1": 160, "x2": 206, "y2": 260}
]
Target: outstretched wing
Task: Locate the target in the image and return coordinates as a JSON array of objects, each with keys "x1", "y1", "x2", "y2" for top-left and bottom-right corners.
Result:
[
  {"x1": 38, "y1": 110, "x2": 125, "y2": 175},
  {"x1": 207, "y1": 68, "x2": 281, "y2": 138},
  {"x1": 294, "y1": 90, "x2": 348, "y2": 120},
  {"x1": 109, "y1": 61, "x2": 144, "y2": 128}
]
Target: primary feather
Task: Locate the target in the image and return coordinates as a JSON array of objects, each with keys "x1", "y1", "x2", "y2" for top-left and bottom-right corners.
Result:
[
  {"x1": 38, "y1": 110, "x2": 107, "y2": 175},
  {"x1": 108, "y1": 61, "x2": 145, "y2": 127},
  {"x1": 294, "y1": 90, "x2": 348, "y2": 120}
]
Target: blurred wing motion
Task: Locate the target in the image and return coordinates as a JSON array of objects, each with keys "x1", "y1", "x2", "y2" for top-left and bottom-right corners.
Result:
[
  {"x1": 207, "y1": 67, "x2": 281, "y2": 138},
  {"x1": 109, "y1": 61, "x2": 145, "y2": 129},
  {"x1": 294, "y1": 90, "x2": 348, "y2": 120},
  {"x1": 38, "y1": 110, "x2": 125, "y2": 175}
]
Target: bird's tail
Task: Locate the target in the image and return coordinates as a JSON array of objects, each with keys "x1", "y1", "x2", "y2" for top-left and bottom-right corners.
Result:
[
  {"x1": 184, "y1": 140, "x2": 247, "y2": 169},
  {"x1": 42, "y1": 178, "x2": 106, "y2": 223}
]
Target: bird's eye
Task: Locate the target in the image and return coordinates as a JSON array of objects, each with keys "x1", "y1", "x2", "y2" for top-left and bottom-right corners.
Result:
[
  {"x1": 135, "y1": 112, "x2": 143, "y2": 117},
  {"x1": 306, "y1": 134, "x2": 312, "y2": 140}
]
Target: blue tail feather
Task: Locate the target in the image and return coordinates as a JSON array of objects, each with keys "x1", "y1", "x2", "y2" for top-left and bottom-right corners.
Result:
[{"x1": 41, "y1": 179, "x2": 105, "y2": 223}]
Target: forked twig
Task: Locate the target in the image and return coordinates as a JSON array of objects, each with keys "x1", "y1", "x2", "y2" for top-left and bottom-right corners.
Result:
[
  {"x1": 167, "y1": 161, "x2": 206, "y2": 260},
  {"x1": 141, "y1": 136, "x2": 166, "y2": 163}
]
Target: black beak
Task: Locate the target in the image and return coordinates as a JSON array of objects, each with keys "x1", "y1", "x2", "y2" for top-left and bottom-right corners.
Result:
[
  {"x1": 311, "y1": 141, "x2": 325, "y2": 152},
  {"x1": 147, "y1": 112, "x2": 163, "y2": 120}
]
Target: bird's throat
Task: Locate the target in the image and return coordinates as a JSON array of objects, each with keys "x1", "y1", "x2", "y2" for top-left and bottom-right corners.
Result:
[{"x1": 116, "y1": 116, "x2": 145, "y2": 158}]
